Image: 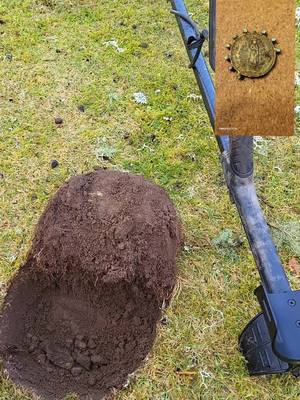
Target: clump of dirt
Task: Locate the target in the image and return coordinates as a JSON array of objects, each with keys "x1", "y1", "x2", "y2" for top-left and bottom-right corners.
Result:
[{"x1": 0, "y1": 170, "x2": 182, "y2": 400}]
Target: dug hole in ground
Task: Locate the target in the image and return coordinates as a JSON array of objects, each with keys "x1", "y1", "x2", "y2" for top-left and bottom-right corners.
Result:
[{"x1": 0, "y1": 169, "x2": 182, "y2": 400}]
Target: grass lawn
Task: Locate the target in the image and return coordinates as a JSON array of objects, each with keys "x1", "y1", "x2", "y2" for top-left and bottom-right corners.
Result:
[{"x1": 0, "y1": 0, "x2": 300, "y2": 399}]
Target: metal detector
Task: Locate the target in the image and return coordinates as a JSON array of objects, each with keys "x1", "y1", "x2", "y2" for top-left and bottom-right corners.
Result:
[{"x1": 171, "y1": 0, "x2": 300, "y2": 376}]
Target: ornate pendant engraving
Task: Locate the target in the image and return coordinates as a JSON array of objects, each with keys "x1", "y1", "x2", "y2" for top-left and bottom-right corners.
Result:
[{"x1": 225, "y1": 29, "x2": 281, "y2": 79}]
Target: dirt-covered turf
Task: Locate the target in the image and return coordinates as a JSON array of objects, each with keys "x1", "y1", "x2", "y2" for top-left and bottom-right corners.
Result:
[{"x1": 0, "y1": 0, "x2": 300, "y2": 399}]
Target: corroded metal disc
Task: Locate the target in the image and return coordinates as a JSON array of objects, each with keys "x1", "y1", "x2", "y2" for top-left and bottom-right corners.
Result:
[{"x1": 230, "y1": 32, "x2": 277, "y2": 78}]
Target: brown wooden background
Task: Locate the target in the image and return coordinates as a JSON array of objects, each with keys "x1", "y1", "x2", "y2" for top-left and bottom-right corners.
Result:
[{"x1": 215, "y1": 0, "x2": 295, "y2": 136}]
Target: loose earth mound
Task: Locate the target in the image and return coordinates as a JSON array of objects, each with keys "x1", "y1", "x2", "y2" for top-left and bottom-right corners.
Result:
[{"x1": 0, "y1": 170, "x2": 181, "y2": 400}]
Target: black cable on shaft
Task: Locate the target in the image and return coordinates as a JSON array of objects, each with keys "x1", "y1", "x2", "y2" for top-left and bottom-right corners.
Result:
[{"x1": 171, "y1": 9, "x2": 207, "y2": 67}]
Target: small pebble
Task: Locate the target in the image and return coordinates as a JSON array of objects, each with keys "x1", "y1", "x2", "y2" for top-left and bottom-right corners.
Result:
[
  {"x1": 31, "y1": 335, "x2": 39, "y2": 344},
  {"x1": 75, "y1": 352, "x2": 91, "y2": 370},
  {"x1": 88, "y1": 339, "x2": 97, "y2": 350},
  {"x1": 65, "y1": 338, "x2": 74, "y2": 348},
  {"x1": 78, "y1": 104, "x2": 85, "y2": 113},
  {"x1": 71, "y1": 366, "x2": 83, "y2": 377},
  {"x1": 28, "y1": 343, "x2": 37, "y2": 353},
  {"x1": 5, "y1": 54, "x2": 13, "y2": 61},
  {"x1": 88, "y1": 375, "x2": 97, "y2": 386},
  {"x1": 54, "y1": 116, "x2": 63, "y2": 125},
  {"x1": 51, "y1": 160, "x2": 59, "y2": 169},
  {"x1": 37, "y1": 353, "x2": 46, "y2": 364},
  {"x1": 91, "y1": 355, "x2": 102, "y2": 364},
  {"x1": 118, "y1": 242, "x2": 125, "y2": 250},
  {"x1": 63, "y1": 361, "x2": 74, "y2": 370},
  {"x1": 75, "y1": 340, "x2": 87, "y2": 350}
]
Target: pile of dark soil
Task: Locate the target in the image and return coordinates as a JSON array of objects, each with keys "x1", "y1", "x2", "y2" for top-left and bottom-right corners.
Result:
[{"x1": 0, "y1": 170, "x2": 182, "y2": 400}]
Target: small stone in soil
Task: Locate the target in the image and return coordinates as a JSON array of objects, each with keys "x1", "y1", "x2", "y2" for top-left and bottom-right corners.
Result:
[
  {"x1": 117, "y1": 242, "x2": 125, "y2": 250},
  {"x1": 44, "y1": 343, "x2": 74, "y2": 370},
  {"x1": 88, "y1": 339, "x2": 97, "y2": 349},
  {"x1": 37, "y1": 353, "x2": 46, "y2": 364},
  {"x1": 74, "y1": 352, "x2": 91, "y2": 370},
  {"x1": 91, "y1": 355, "x2": 102, "y2": 365},
  {"x1": 78, "y1": 105, "x2": 85, "y2": 113},
  {"x1": 75, "y1": 340, "x2": 87, "y2": 350},
  {"x1": 51, "y1": 160, "x2": 59, "y2": 169},
  {"x1": 88, "y1": 375, "x2": 97, "y2": 386},
  {"x1": 54, "y1": 117, "x2": 63, "y2": 125},
  {"x1": 28, "y1": 343, "x2": 37, "y2": 353},
  {"x1": 65, "y1": 338, "x2": 74, "y2": 347},
  {"x1": 71, "y1": 366, "x2": 83, "y2": 377}
]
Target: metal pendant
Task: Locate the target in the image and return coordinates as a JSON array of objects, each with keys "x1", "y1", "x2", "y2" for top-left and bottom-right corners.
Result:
[{"x1": 225, "y1": 29, "x2": 281, "y2": 80}]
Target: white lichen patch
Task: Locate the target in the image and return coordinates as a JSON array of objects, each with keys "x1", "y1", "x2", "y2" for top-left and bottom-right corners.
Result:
[
  {"x1": 133, "y1": 92, "x2": 148, "y2": 105},
  {"x1": 103, "y1": 40, "x2": 125, "y2": 53}
]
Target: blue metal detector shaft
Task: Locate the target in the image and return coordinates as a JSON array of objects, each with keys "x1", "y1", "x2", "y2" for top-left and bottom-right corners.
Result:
[{"x1": 170, "y1": 0, "x2": 300, "y2": 374}]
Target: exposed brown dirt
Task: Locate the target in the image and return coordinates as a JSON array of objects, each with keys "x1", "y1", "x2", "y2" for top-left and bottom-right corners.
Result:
[{"x1": 0, "y1": 170, "x2": 181, "y2": 400}]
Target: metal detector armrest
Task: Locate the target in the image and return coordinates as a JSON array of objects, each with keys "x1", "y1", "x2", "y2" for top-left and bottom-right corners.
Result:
[{"x1": 255, "y1": 286, "x2": 300, "y2": 365}]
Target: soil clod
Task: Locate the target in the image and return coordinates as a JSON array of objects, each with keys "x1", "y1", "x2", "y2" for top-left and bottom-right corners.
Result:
[
  {"x1": 50, "y1": 159, "x2": 59, "y2": 169},
  {"x1": 54, "y1": 116, "x2": 63, "y2": 125}
]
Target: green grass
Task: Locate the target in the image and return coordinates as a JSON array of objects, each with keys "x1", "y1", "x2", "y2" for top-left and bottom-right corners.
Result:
[{"x1": 0, "y1": 0, "x2": 300, "y2": 399}]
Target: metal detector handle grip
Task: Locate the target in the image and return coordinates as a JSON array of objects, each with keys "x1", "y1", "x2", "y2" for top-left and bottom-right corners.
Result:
[
  {"x1": 209, "y1": 0, "x2": 216, "y2": 71},
  {"x1": 229, "y1": 136, "x2": 254, "y2": 178}
]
